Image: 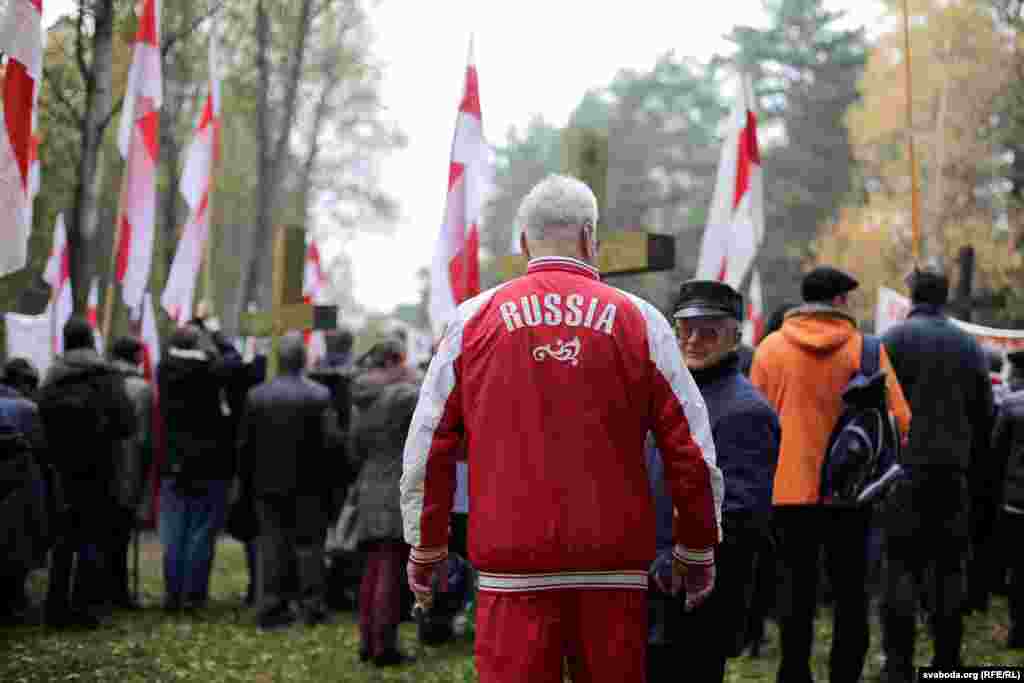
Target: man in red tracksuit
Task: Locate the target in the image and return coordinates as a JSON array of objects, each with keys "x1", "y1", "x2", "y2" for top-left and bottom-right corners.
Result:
[{"x1": 400, "y1": 174, "x2": 723, "y2": 683}]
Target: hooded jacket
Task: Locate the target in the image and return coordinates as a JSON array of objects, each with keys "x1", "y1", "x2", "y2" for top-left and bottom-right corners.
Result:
[
  {"x1": 38, "y1": 348, "x2": 136, "y2": 502},
  {"x1": 751, "y1": 304, "x2": 911, "y2": 505}
]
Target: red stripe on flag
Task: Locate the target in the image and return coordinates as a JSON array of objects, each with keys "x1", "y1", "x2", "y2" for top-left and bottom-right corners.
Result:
[
  {"x1": 733, "y1": 110, "x2": 760, "y2": 210},
  {"x1": 197, "y1": 94, "x2": 215, "y2": 131},
  {"x1": 459, "y1": 66, "x2": 481, "y2": 117},
  {"x1": 3, "y1": 61, "x2": 35, "y2": 190},
  {"x1": 716, "y1": 256, "x2": 728, "y2": 282},
  {"x1": 448, "y1": 161, "x2": 465, "y2": 193},
  {"x1": 29, "y1": 0, "x2": 43, "y2": 11},
  {"x1": 448, "y1": 223, "x2": 480, "y2": 305},
  {"x1": 139, "y1": 110, "x2": 160, "y2": 162},
  {"x1": 136, "y1": 0, "x2": 159, "y2": 45},
  {"x1": 116, "y1": 214, "x2": 133, "y2": 281}
]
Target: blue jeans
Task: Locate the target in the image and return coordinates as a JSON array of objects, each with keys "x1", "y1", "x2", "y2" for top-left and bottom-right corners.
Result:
[{"x1": 160, "y1": 478, "x2": 229, "y2": 605}]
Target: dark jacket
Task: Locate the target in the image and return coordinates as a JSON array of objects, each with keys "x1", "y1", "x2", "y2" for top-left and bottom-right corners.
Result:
[
  {"x1": 1, "y1": 385, "x2": 50, "y2": 571},
  {"x1": 157, "y1": 342, "x2": 243, "y2": 482},
  {"x1": 646, "y1": 353, "x2": 780, "y2": 553},
  {"x1": 882, "y1": 304, "x2": 994, "y2": 471},
  {"x1": 993, "y1": 389, "x2": 1024, "y2": 511},
  {"x1": 38, "y1": 349, "x2": 136, "y2": 504},
  {"x1": 349, "y1": 366, "x2": 421, "y2": 544},
  {"x1": 0, "y1": 384, "x2": 47, "y2": 463},
  {"x1": 238, "y1": 372, "x2": 332, "y2": 497},
  {"x1": 109, "y1": 360, "x2": 153, "y2": 510}
]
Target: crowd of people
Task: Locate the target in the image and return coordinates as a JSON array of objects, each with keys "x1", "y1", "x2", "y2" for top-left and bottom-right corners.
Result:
[{"x1": 1, "y1": 174, "x2": 1023, "y2": 683}]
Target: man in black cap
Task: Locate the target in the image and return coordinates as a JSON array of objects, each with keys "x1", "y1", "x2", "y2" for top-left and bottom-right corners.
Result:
[
  {"x1": 994, "y1": 349, "x2": 1024, "y2": 648},
  {"x1": 878, "y1": 267, "x2": 995, "y2": 679},
  {"x1": 646, "y1": 280, "x2": 780, "y2": 683},
  {"x1": 751, "y1": 266, "x2": 911, "y2": 683}
]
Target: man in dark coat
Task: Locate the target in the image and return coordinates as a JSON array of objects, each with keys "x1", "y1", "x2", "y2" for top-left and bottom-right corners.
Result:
[
  {"x1": 647, "y1": 280, "x2": 781, "y2": 683},
  {"x1": 36, "y1": 318, "x2": 135, "y2": 628},
  {"x1": 992, "y1": 352, "x2": 1024, "y2": 648},
  {"x1": 879, "y1": 268, "x2": 995, "y2": 679},
  {"x1": 0, "y1": 358, "x2": 48, "y2": 623},
  {"x1": 157, "y1": 323, "x2": 243, "y2": 612},
  {"x1": 238, "y1": 334, "x2": 334, "y2": 630}
]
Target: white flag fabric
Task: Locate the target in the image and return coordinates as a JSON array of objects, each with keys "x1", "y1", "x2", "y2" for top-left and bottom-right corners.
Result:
[
  {"x1": 428, "y1": 39, "x2": 493, "y2": 340},
  {"x1": 163, "y1": 29, "x2": 219, "y2": 324},
  {"x1": 875, "y1": 287, "x2": 911, "y2": 337},
  {"x1": 4, "y1": 311, "x2": 52, "y2": 378},
  {"x1": 42, "y1": 214, "x2": 72, "y2": 355},
  {"x1": 696, "y1": 75, "x2": 764, "y2": 289},
  {"x1": 115, "y1": 0, "x2": 162, "y2": 310},
  {"x1": 302, "y1": 241, "x2": 327, "y2": 366},
  {"x1": 86, "y1": 277, "x2": 104, "y2": 355},
  {"x1": 0, "y1": 0, "x2": 42, "y2": 276},
  {"x1": 141, "y1": 291, "x2": 161, "y2": 376},
  {"x1": 742, "y1": 269, "x2": 765, "y2": 346}
]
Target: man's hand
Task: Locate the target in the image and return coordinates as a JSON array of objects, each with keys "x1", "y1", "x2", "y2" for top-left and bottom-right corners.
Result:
[
  {"x1": 670, "y1": 546, "x2": 716, "y2": 611},
  {"x1": 407, "y1": 555, "x2": 447, "y2": 611},
  {"x1": 648, "y1": 550, "x2": 674, "y2": 594}
]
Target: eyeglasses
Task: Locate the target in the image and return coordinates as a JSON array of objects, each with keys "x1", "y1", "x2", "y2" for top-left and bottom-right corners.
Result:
[{"x1": 674, "y1": 320, "x2": 725, "y2": 343}]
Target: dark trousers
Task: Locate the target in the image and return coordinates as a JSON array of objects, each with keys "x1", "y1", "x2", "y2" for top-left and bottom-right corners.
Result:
[
  {"x1": 255, "y1": 493, "x2": 329, "y2": 619},
  {"x1": 647, "y1": 518, "x2": 761, "y2": 683},
  {"x1": 160, "y1": 478, "x2": 229, "y2": 606},
  {"x1": 881, "y1": 469, "x2": 968, "y2": 680},
  {"x1": 358, "y1": 539, "x2": 408, "y2": 657},
  {"x1": 45, "y1": 505, "x2": 107, "y2": 618},
  {"x1": 774, "y1": 505, "x2": 870, "y2": 683},
  {"x1": 102, "y1": 508, "x2": 136, "y2": 604},
  {"x1": 1004, "y1": 512, "x2": 1024, "y2": 639}
]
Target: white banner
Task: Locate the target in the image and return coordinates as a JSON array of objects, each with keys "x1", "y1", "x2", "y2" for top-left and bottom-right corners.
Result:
[
  {"x1": 5, "y1": 311, "x2": 53, "y2": 378},
  {"x1": 876, "y1": 286, "x2": 1024, "y2": 352}
]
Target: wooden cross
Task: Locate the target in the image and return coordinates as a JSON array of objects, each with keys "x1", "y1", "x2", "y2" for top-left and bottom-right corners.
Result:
[
  {"x1": 493, "y1": 126, "x2": 676, "y2": 281},
  {"x1": 239, "y1": 224, "x2": 337, "y2": 379}
]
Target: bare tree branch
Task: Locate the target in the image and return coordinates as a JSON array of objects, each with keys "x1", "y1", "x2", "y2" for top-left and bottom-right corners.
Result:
[
  {"x1": 161, "y1": 0, "x2": 228, "y2": 57},
  {"x1": 75, "y1": 0, "x2": 91, "y2": 86}
]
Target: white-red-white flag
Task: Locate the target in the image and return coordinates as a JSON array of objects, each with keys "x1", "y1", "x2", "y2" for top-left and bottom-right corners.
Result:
[
  {"x1": 742, "y1": 269, "x2": 765, "y2": 346},
  {"x1": 0, "y1": 0, "x2": 43, "y2": 277},
  {"x1": 302, "y1": 241, "x2": 328, "y2": 366},
  {"x1": 162, "y1": 29, "x2": 219, "y2": 324},
  {"x1": 42, "y1": 213, "x2": 72, "y2": 355},
  {"x1": 428, "y1": 38, "x2": 493, "y2": 339},
  {"x1": 140, "y1": 290, "x2": 160, "y2": 379},
  {"x1": 696, "y1": 75, "x2": 763, "y2": 290},
  {"x1": 86, "y1": 277, "x2": 104, "y2": 355},
  {"x1": 115, "y1": 0, "x2": 162, "y2": 310}
]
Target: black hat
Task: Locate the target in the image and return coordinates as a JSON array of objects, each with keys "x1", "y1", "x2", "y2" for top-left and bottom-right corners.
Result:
[
  {"x1": 1008, "y1": 349, "x2": 1024, "y2": 371},
  {"x1": 905, "y1": 267, "x2": 949, "y2": 305},
  {"x1": 801, "y1": 266, "x2": 859, "y2": 303},
  {"x1": 673, "y1": 280, "x2": 744, "y2": 321}
]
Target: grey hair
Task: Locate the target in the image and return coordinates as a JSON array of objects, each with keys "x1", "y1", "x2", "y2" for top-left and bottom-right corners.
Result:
[
  {"x1": 516, "y1": 174, "x2": 599, "y2": 243},
  {"x1": 279, "y1": 333, "x2": 307, "y2": 374}
]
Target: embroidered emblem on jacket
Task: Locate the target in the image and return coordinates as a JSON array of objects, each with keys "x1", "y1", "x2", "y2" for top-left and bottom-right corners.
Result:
[{"x1": 532, "y1": 337, "x2": 581, "y2": 367}]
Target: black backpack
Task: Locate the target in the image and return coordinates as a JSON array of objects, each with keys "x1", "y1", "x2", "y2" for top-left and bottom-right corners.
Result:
[
  {"x1": 820, "y1": 335, "x2": 902, "y2": 506},
  {"x1": 37, "y1": 371, "x2": 110, "y2": 476}
]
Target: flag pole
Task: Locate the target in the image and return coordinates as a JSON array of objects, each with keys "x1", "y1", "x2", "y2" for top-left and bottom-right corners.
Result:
[
  {"x1": 103, "y1": 179, "x2": 128, "y2": 346},
  {"x1": 902, "y1": 0, "x2": 922, "y2": 265}
]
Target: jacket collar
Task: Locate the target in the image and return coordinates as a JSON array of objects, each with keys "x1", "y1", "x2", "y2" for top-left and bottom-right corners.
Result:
[
  {"x1": 526, "y1": 256, "x2": 601, "y2": 281},
  {"x1": 689, "y1": 352, "x2": 741, "y2": 388},
  {"x1": 908, "y1": 303, "x2": 945, "y2": 319},
  {"x1": 786, "y1": 302, "x2": 858, "y2": 326}
]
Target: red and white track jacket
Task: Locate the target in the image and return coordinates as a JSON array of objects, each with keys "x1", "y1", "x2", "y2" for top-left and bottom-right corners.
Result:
[{"x1": 400, "y1": 256, "x2": 722, "y2": 593}]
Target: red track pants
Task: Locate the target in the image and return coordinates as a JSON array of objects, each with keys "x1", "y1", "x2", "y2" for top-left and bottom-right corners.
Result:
[{"x1": 475, "y1": 588, "x2": 647, "y2": 683}]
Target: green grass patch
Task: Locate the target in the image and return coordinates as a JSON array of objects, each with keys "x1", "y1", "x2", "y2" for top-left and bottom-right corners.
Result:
[{"x1": 2, "y1": 535, "x2": 1023, "y2": 682}]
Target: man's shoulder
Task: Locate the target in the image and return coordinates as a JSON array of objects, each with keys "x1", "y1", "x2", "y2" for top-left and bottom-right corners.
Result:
[{"x1": 718, "y1": 373, "x2": 778, "y2": 422}]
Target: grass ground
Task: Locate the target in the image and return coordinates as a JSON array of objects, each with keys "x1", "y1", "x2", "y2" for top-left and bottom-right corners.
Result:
[{"x1": 1, "y1": 535, "x2": 1023, "y2": 682}]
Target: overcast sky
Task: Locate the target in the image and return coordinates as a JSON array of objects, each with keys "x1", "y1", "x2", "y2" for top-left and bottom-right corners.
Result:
[{"x1": 44, "y1": 0, "x2": 887, "y2": 318}]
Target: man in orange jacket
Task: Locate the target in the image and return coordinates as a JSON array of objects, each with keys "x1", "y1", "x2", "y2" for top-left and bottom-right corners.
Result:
[{"x1": 751, "y1": 266, "x2": 910, "y2": 683}]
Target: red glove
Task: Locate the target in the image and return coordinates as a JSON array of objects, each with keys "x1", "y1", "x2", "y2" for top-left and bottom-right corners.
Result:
[
  {"x1": 407, "y1": 549, "x2": 448, "y2": 611},
  {"x1": 670, "y1": 547, "x2": 716, "y2": 611}
]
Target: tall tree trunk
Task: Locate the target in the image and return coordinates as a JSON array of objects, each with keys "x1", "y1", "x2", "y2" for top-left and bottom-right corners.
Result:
[
  {"x1": 68, "y1": 0, "x2": 116, "y2": 314},
  {"x1": 241, "y1": 0, "x2": 316, "y2": 311}
]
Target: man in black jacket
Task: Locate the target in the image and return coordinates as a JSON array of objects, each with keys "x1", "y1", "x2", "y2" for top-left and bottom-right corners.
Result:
[
  {"x1": 647, "y1": 281, "x2": 781, "y2": 683},
  {"x1": 239, "y1": 334, "x2": 334, "y2": 630},
  {"x1": 37, "y1": 318, "x2": 135, "y2": 628},
  {"x1": 879, "y1": 268, "x2": 995, "y2": 680},
  {"x1": 157, "y1": 323, "x2": 244, "y2": 612}
]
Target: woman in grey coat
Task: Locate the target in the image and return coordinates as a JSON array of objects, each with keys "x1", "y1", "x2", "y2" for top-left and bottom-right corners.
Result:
[{"x1": 349, "y1": 340, "x2": 421, "y2": 667}]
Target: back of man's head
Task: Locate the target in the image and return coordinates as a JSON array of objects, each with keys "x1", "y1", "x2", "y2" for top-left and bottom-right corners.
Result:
[
  {"x1": 63, "y1": 317, "x2": 95, "y2": 352},
  {"x1": 111, "y1": 336, "x2": 144, "y2": 365},
  {"x1": 2, "y1": 357, "x2": 39, "y2": 395},
  {"x1": 801, "y1": 266, "x2": 859, "y2": 304},
  {"x1": 516, "y1": 174, "x2": 599, "y2": 245},
  {"x1": 325, "y1": 327, "x2": 354, "y2": 357},
  {"x1": 169, "y1": 325, "x2": 201, "y2": 351},
  {"x1": 279, "y1": 333, "x2": 307, "y2": 375},
  {"x1": 907, "y1": 268, "x2": 949, "y2": 306}
]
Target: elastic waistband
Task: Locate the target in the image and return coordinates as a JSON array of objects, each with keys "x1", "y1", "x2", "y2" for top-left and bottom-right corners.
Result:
[{"x1": 477, "y1": 570, "x2": 647, "y2": 593}]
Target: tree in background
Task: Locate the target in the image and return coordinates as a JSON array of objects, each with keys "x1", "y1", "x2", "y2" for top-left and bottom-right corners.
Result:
[
  {"x1": 814, "y1": 0, "x2": 1023, "y2": 324},
  {"x1": 723, "y1": 0, "x2": 867, "y2": 311}
]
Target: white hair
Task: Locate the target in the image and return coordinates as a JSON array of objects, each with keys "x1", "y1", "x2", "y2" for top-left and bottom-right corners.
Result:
[{"x1": 516, "y1": 174, "x2": 599, "y2": 243}]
